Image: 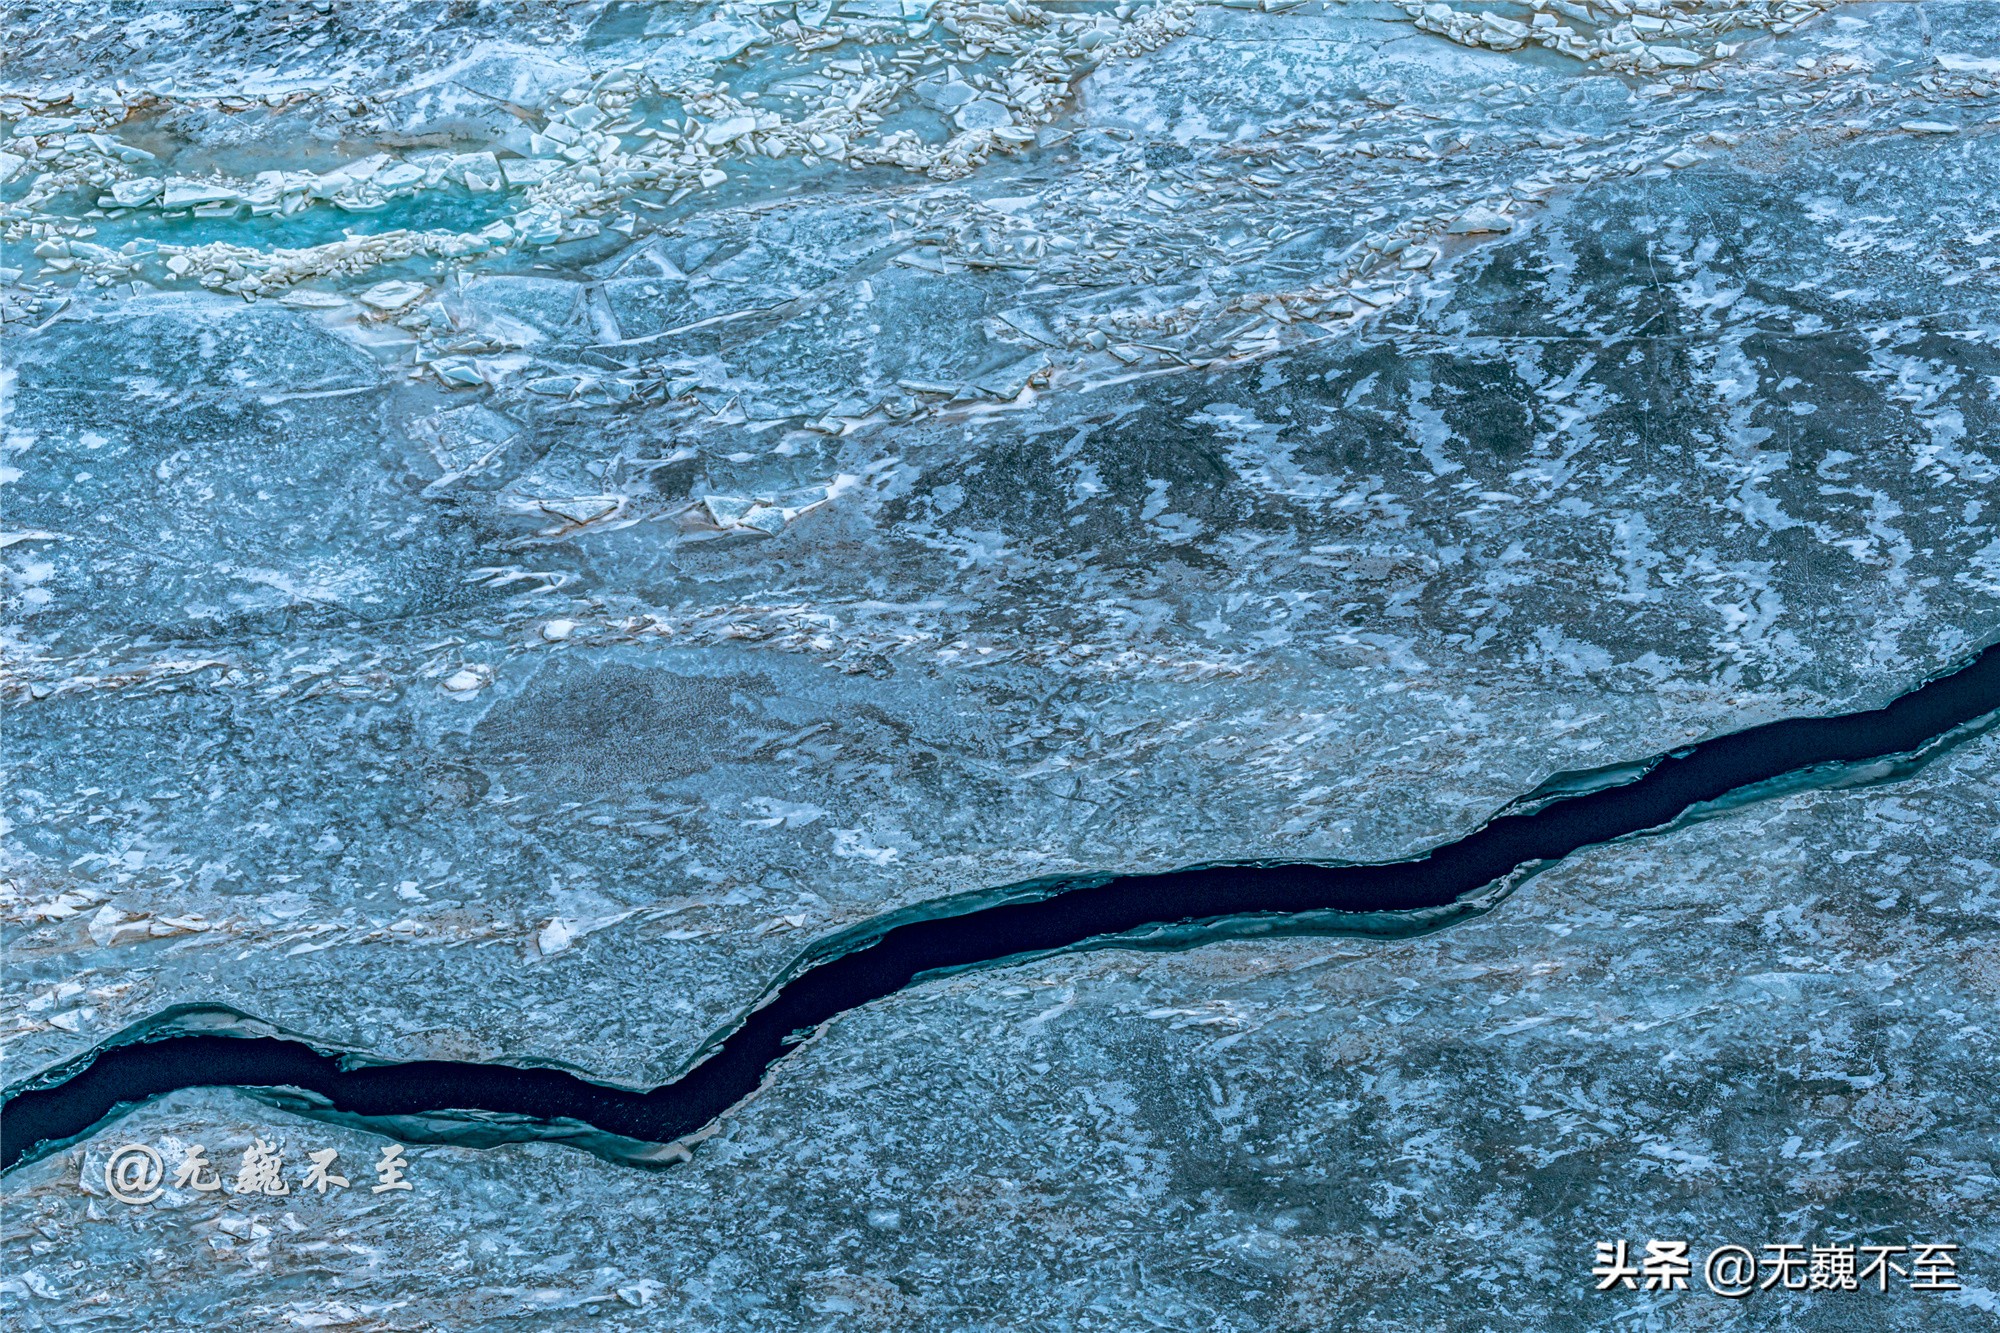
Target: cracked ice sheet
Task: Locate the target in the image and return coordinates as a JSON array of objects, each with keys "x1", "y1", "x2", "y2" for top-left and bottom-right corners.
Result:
[
  {"x1": 6, "y1": 699, "x2": 1997, "y2": 1331},
  {"x1": 7, "y1": 87, "x2": 2000, "y2": 1090},
  {"x1": 4, "y1": 0, "x2": 2000, "y2": 1321}
]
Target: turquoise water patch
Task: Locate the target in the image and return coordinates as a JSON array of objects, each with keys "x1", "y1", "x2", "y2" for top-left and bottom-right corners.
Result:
[{"x1": 83, "y1": 189, "x2": 519, "y2": 252}]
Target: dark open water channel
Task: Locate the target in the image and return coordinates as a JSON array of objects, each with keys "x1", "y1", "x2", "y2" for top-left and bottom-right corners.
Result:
[{"x1": 5, "y1": 641, "x2": 1997, "y2": 1172}]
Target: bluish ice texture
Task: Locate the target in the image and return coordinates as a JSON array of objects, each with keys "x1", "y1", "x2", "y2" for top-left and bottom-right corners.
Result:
[{"x1": 3, "y1": 0, "x2": 1998, "y2": 1326}]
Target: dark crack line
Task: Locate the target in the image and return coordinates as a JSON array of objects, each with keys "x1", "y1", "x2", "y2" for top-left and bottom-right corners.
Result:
[{"x1": 5, "y1": 641, "x2": 1999, "y2": 1173}]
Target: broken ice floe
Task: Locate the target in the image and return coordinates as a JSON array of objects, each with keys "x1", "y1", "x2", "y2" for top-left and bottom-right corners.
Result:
[
  {"x1": 440, "y1": 665, "x2": 494, "y2": 696},
  {"x1": 6, "y1": 0, "x2": 1997, "y2": 453},
  {"x1": 696, "y1": 479, "x2": 852, "y2": 537}
]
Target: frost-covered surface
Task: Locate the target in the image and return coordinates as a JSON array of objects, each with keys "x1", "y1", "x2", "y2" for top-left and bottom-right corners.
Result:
[
  {"x1": 8, "y1": 722, "x2": 1998, "y2": 1331},
  {"x1": 4, "y1": 0, "x2": 2000, "y2": 1320}
]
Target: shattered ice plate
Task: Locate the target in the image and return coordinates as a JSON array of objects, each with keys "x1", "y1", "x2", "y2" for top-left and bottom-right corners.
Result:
[{"x1": 5, "y1": 0, "x2": 2000, "y2": 1327}]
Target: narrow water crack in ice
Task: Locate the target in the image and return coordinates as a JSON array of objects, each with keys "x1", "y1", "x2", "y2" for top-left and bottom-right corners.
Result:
[{"x1": 4, "y1": 637, "x2": 1996, "y2": 1174}]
